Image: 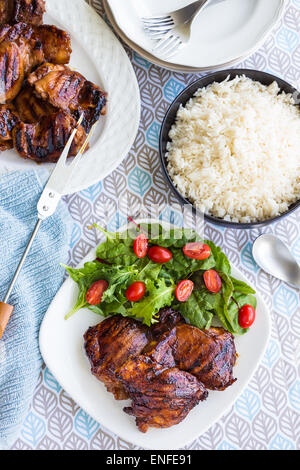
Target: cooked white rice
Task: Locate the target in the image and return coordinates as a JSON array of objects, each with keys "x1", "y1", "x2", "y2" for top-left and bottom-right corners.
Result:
[{"x1": 166, "y1": 76, "x2": 300, "y2": 223}]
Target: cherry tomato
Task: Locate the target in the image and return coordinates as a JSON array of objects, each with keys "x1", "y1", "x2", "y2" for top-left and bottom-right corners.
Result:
[
  {"x1": 175, "y1": 280, "x2": 194, "y2": 302},
  {"x1": 183, "y1": 242, "x2": 211, "y2": 260},
  {"x1": 134, "y1": 233, "x2": 149, "y2": 258},
  {"x1": 126, "y1": 281, "x2": 146, "y2": 302},
  {"x1": 86, "y1": 280, "x2": 109, "y2": 305},
  {"x1": 203, "y1": 269, "x2": 222, "y2": 293},
  {"x1": 238, "y1": 304, "x2": 256, "y2": 328},
  {"x1": 148, "y1": 246, "x2": 173, "y2": 264}
]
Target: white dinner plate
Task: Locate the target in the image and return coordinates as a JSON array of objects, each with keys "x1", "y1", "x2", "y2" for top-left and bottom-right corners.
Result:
[
  {"x1": 0, "y1": 0, "x2": 140, "y2": 194},
  {"x1": 39, "y1": 221, "x2": 271, "y2": 450},
  {"x1": 105, "y1": 0, "x2": 285, "y2": 72}
]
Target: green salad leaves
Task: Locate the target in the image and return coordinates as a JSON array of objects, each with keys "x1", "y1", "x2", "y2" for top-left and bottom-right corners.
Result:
[{"x1": 63, "y1": 223, "x2": 256, "y2": 335}]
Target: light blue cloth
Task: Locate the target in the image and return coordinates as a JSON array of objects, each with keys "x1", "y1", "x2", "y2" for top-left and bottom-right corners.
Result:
[{"x1": 0, "y1": 170, "x2": 72, "y2": 449}]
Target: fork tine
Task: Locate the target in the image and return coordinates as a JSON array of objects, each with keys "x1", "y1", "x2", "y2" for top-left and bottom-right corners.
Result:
[
  {"x1": 68, "y1": 122, "x2": 97, "y2": 170},
  {"x1": 143, "y1": 23, "x2": 174, "y2": 32},
  {"x1": 157, "y1": 35, "x2": 179, "y2": 54},
  {"x1": 142, "y1": 18, "x2": 173, "y2": 24},
  {"x1": 161, "y1": 38, "x2": 182, "y2": 58},
  {"x1": 144, "y1": 30, "x2": 170, "y2": 39},
  {"x1": 153, "y1": 32, "x2": 172, "y2": 51},
  {"x1": 142, "y1": 19, "x2": 174, "y2": 27},
  {"x1": 141, "y1": 15, "x2": 172, "y2": 21}
]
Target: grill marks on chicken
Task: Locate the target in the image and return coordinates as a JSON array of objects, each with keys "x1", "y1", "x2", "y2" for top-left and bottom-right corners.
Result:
[
  {"x1": 14, "y1": 86, "x2": 56, "y2": 123},
  {"x1": 84, "y1": 316, "x2": 149, "y2": 400},
  {"x1": 172, "y1": 325, "x2": 237, "y2": 391},
  {"x1": 0, "y1": 103, "x2": 19, "y2": 149},
  {"x1": 13, "y1": 110, "x2": 87, "y2": 162},
  {"x1": 118, "y1": 356, "x2": 208, "y2": 433},
  {"x1": 0, "y1": 0, "x2": 45, "y2": 25},
  {"x1": 0, "y1": 23, "x2": 71, "y2": 103},
  {"x1": 11, "y1": 0, "x2": 45, "y2": 25},
  {"x1": 0, "y1": 2, "x2": 106, "y2": 161},
  {"x1": 84, "y1": 309, "x2": 237, "y2": 432},
  {"x1": 28, "y1": 63, "x2": 107, "y2": 132}
]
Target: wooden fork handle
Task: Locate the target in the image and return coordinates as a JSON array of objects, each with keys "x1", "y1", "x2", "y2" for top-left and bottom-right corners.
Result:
[{"x1": 0, "y1": 302, "x2": 14, "y2": 339}]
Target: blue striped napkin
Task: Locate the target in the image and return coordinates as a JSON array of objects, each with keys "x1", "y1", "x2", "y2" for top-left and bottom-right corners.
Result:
[{"x1": 0, "y1": 170, "x2": 72, "y2": 449}]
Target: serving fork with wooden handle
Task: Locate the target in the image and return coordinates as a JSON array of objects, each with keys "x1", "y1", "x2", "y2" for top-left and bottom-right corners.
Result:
[{"x1": 0, "y1": 115, "x2": 96, "y2": 339}]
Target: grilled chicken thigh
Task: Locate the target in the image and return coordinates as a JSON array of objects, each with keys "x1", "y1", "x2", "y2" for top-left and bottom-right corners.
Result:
[
  {"x1": 0, "y1": 23, "x2": 71, "y2": 103},
  {"x1": 0, "y1": 0, "x2": 45, "y2": 25},
  {"x1": 28, "y1": 63, "x2": 107, "y2": 132},
  {"x1": 84, "y1": 316, "x2": 149, "y2": 400},
  {"x1": 173, "y1": 324, "x2": 237, "y2": 391},
  {"x1": 117, "y1": 356, "x2": 208, "y2": 433},
  {"x1": 13, "y1": 110, "x2": 87, "y2": 162}
]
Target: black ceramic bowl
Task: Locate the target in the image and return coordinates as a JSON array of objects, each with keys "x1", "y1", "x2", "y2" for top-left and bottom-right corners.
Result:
[{"x1": 159, "y1": 69, "x2": 300, "y2": 229}]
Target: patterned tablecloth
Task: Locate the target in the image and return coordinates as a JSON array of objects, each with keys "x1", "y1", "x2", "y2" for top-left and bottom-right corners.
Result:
[{"x1": 10, "y1": 0, "x2": 300, "y2": 451}]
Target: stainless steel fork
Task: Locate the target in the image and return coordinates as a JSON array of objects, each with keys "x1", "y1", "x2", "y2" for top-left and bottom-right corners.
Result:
[{"x1": 142, "y1": 0, "x2": 222, "y2": 58}]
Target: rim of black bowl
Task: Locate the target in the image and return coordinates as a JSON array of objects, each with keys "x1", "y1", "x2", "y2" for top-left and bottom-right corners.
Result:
[{"x1": 159, "y1": 68, "x2": 300, "y2": 230}]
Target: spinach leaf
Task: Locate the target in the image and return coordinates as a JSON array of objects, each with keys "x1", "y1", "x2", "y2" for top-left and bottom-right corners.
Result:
[
  {"x1": 93, "y1": 224, "x2": 137, "y2": 266},
  {"x1": 231, "y1": 277, "x2": 256, "y2": 295},
  {"x1": 163, "y1": 247, "x2": 216, "y2": 279},
  {"x1": 205, "y1": 240, "x2": 231, "y2": 275},
  {"x1": 174, "y1": 289, "x2": 214, "y2": 329}
]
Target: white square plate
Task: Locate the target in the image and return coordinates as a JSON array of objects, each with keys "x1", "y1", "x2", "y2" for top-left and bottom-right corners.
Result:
[{"x1": 39, "y1": 223, "x2": 271, "y2": 450}]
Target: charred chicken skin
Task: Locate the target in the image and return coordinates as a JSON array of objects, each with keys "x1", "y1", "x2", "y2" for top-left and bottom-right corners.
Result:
[
  {"x1": 84, "y1": 316, "x2": 150, "y2": 400},
  {"x1": 0, "y1": 23, "x2": 71, "y2": 103},
  {"x1": 0, "y1": 0, "x2": 45, "y2": 25},
  {"x1": 13, "y1": 110, "x2": 87, "y2": 162},
  {"x1": 28, "y1": 63, "x2": 107, "y2": 132},
  {"x1": 117, "y1": 356, "x2": 208, "y2": 433}
]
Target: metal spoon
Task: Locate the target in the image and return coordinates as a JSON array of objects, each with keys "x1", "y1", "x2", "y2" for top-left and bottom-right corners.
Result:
[{"x1": 252, "y1": 234, "x2": 300, "y2": 289}]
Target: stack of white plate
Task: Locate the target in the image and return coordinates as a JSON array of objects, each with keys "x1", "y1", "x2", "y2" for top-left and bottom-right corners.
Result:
[{"x1": 103, "y1": 0, "x2": 285, "y2": 72}]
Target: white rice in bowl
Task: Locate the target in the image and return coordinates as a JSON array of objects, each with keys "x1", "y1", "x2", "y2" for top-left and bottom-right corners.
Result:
[{"x1": 166, "y1": 76, "x2": 300, "y2": 223}]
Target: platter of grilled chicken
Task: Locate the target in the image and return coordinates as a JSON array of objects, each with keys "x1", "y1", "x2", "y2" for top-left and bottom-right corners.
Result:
[
  {"x1": 39, "y1": 222, "x2": 271, "y2": 450},
  {"x1": 84, "y1": 310, "x2": 237, "y2": 434},
  {"x1": 0, "y1": 0, "x2": 140, "y2": 193}
]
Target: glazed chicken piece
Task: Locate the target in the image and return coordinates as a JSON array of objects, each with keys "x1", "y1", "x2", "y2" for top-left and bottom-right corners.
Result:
[
  {"x1": 173, "y1": 324, "x2": 237, "y2": 391},
  {"x1": 117, "y1": 355, "x2": 208, "y2": 433},
  {"x1": 0, "y1": 103, "x2": 20, "y2": 149},
  {"x1": 14, "y1": 86, "x2": 56, "y2": 123},
  {"x1": 84, "y1": 315, "x2": 149, "y2": 400},
  {"x1": 150, "y1": 307, "x2": 185, "y2": 339},
  {"x1": 12, "y1": 110, "x2": 87, "y2": 163},
  {"x1": 0, "y1": 0, "x2": 45, "y2": 25},
  {"x1": 37, "y1": 25, "x2": 72, "y2": 65},
  {"x1": 0, "y1": 23, "x2": 71, "y2": 103},
  {"x1": 28, "y1": 63, "x2": 107, "y2": 132},
  {"x1": 142, "y1": 327, "x2": 177, "y2": 368}
]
